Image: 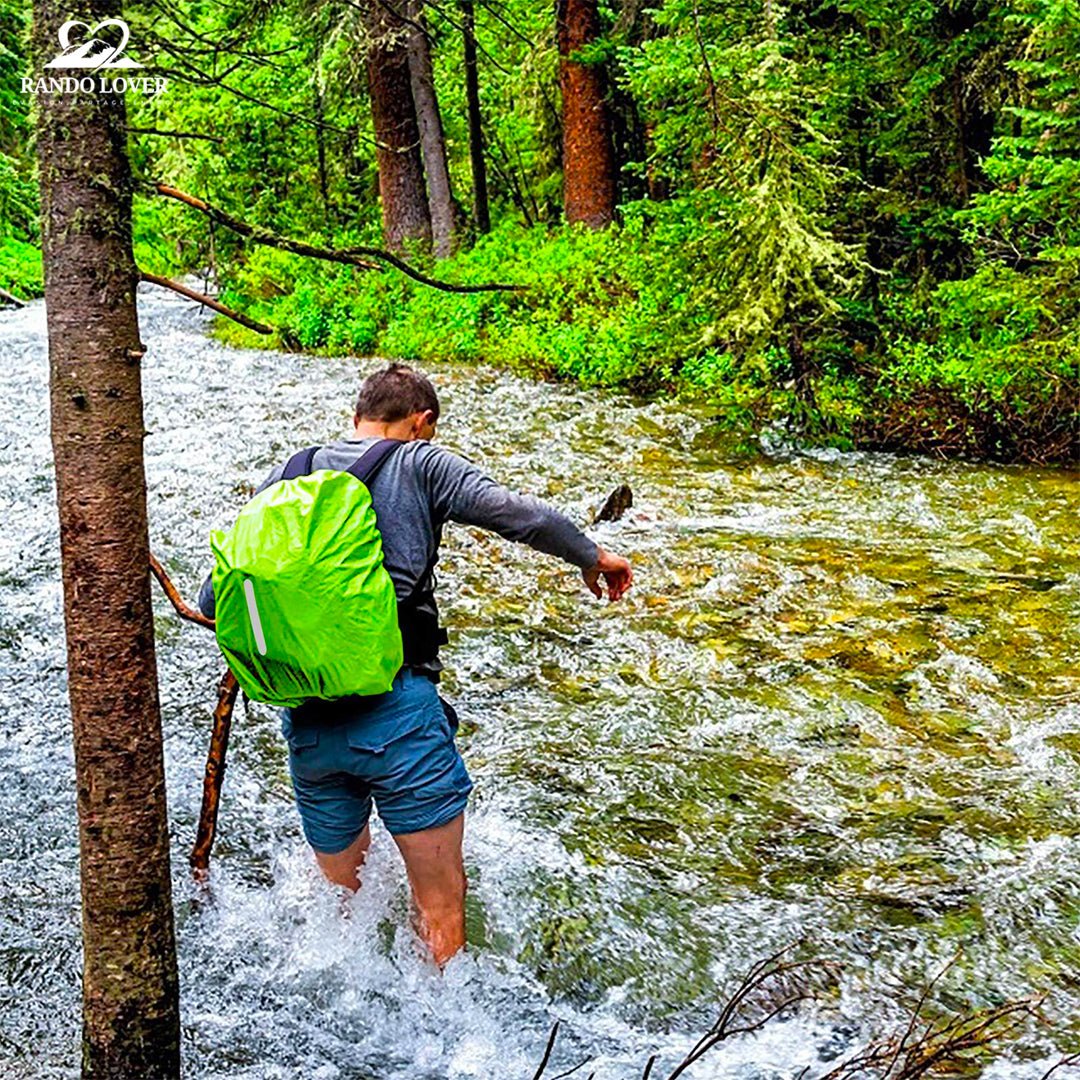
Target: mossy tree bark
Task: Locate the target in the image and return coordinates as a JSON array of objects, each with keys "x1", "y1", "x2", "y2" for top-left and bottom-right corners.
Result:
[
  {"x1": 556, "y1": 0, "x2": 616, "y2": 228},
  {"x1": 365, "y1": 0, "x2": 433, "y2": 252},
  {"x1": 406, "y1": 0, "x2": 460, "y2": 258},
  {"x1": 32, "y1": 2, "x2": 181, "y2": 1076}
]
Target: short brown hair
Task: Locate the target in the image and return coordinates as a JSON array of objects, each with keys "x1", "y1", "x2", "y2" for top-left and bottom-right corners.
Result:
[{"x1": 355, "y1": 363, "x2": 440, "y2": 423}]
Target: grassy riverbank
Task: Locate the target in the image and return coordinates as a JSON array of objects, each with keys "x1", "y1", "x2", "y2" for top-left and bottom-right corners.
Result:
[
  {"x1": 211, "y1": 218, "x2": 1079, "y2": 466},
  {"x1": 2, "y1": 212, "x2": 1074, "y2": 465}
]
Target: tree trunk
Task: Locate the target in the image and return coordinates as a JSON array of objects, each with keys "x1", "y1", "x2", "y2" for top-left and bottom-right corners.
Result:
[
  {"x1": 365, "y1": 0, "x2": 432, "y2": 251},
  {"x1": 32, "y1": 2, "x2": 181, "y2": 1077},
  {"x1": 556, "y1": 0, "x2": 616, "y2": 228},
  {"x1": 406, "y1": 0, "x2": 459, "y2": 258},
  {"x1": 312, "y1": 46, "x2": 332, "y2": 229},
  {"x1": 461, "y1": 0, "x2": 490, "y2": 234}
]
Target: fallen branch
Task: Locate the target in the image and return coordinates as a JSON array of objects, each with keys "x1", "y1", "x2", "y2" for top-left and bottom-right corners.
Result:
[
  {"x1": 149, "y1": 552, "x2": 216, "y2": 628},
  {"x1": 818, "y1": 996, "x2": 1042, "y2": 1078},
  {"x1": 190, "y1": 669, "x2": 239, "y2": 882},
  {"x1": 531, "y1": 947, "x2": 1062, "y2": 1080},
  {"x1": 531, "y1": 946, "x2": 832, "y2": 1080},
  {"x1": 139, "y1": 271, "x2": 275, "y2": 336},
  {"x1": 154, "y1": 183, "x2": 524, "y2": 294},
  {"x1": 0, "y1": 285, "x2": 27, "y2": 307}
]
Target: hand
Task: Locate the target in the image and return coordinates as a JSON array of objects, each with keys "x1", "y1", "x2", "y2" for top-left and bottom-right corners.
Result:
[{"x1": 582, "y1": 546, "x2": 633, "y2": 603}]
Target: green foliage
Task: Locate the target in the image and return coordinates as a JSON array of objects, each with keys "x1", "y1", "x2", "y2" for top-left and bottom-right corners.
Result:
[
  {"x1": 2, "y1": 0, "x2": 1076, "y2": 460},
  {"x1": 0, "y1": 0, "x2": 36, "y2": 249},
  {"x1": 0, "y1": 235, "x2": 42, "y2": 297}
]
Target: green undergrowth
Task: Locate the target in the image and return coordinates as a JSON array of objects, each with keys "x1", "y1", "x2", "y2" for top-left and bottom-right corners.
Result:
[
  {"x1": 211, "y1": 212, "x2": 1078, "y2": 465},
  {"x1": 0, "y1": 235, "x2": 41, "y2": 299}
]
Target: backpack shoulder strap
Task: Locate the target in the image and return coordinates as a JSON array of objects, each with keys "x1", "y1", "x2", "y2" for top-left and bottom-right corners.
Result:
[
  {"x1": 347, "y1": 438, "x2": 403, "y2": 486},
  {"x1": 281, "y1": 445, "x2": 319, "y2": 480}
]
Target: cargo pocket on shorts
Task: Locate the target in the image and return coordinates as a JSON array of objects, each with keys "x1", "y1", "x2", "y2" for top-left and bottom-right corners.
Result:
[{"x1": 346, "y1": 710, "x2": 427, "y2": 755}]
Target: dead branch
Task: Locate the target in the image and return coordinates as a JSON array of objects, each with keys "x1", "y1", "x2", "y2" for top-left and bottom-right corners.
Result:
[
  {"x1": 1042, "y1": 1052, "x2": 1080, "y2": 1079},
  {"x1": 154, "y1": 183, "x2": 524, "y2": 293},
  {"x1": 666, "y1": 948, "x2": 828, "y2": 1079},
  {"x1": 530, "y1": 946, "x2": 1058, "y2": 1080},
  {"x1": 0, "y1": 285, "x2": 27, "y2": 307},
  {"x1": 190, "y1": 670, "x2": 240, "y2": 882},
  {"x1": 532, "y1": 1023, "x2": 560, "y2": 1080},
  {"x1": 139, "y1": 271, "x2": 276, "y2": 335},
  {"x1": 149, "y1": 552, "x2": 216, "y2": 628}
]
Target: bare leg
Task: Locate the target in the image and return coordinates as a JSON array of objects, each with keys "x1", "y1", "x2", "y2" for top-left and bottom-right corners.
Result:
[
  {"x1": 314, "y1": 824, "x2": 372, "y2": 891},
  {"x1": 392, "y1": 813, "x2": 466, "y2": 966}
]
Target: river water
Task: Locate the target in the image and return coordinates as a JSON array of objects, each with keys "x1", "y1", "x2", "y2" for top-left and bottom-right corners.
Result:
[{"x1": 1, "y1": 286, "x2": 1078, "y2": 1078}]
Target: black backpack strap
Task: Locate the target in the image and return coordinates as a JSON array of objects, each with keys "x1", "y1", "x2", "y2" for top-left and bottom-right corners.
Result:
[
  {"x1": 347, "y1": 438, "x2": 403, "y2": 486},
  {"x1": 282, "y1": 445, "x2": 319, "y2": 480}
]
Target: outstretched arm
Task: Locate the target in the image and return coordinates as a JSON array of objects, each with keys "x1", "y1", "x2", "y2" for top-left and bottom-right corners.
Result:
[{"x1": 419, "y1": 444, "x2": 632, "y2": 601}]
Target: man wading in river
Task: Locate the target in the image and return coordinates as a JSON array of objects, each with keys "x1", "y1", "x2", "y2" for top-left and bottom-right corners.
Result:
[{"x1": 199, "y1": 364, "x2": 632, "y2": 965}]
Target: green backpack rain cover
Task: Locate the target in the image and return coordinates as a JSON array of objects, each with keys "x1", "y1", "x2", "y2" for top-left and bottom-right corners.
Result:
[{"x1": 211, "y1": 441, "x2": 404, "y2": 706}]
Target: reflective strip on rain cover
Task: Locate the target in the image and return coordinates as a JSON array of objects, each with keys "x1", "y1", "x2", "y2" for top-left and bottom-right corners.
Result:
[{"x1": 210, "y1": 442, "x2": 404, "y2": 706}]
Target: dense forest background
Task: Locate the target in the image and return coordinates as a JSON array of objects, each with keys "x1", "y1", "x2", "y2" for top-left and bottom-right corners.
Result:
[{"x1": 2, "y1": 0, "x2": 1078, "y2": 462}]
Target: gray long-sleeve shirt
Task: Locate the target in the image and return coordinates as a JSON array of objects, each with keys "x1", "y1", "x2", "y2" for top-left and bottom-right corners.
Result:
[{"x1": 198, "y1": 436, "x2": 598, "y2": 671}]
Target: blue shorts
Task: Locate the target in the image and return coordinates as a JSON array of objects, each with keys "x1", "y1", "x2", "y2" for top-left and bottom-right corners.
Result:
[{"x1": 280, "y1": 669, "x2": 473, "y2": 853}]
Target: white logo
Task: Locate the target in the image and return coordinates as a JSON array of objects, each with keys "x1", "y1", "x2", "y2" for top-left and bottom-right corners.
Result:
[
  {"x1": 22, "y1": 17, "x2": 166, "y2": 95},
  {"x1": 45, "y1": 18, "x2": 142, "y2": 70}
]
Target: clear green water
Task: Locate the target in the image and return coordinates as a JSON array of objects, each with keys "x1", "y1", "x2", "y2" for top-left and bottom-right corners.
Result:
[{"x1": 0, "y1": 288, "x2": 1077, "y2": 1077}]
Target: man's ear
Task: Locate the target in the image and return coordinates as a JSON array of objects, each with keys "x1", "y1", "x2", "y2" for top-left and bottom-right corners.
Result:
[{"x1": 415, "y1": 409, "x2": 435, "y2": 434}]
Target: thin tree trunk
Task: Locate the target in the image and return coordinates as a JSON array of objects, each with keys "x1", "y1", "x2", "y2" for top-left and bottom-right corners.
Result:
[
  {"x1": 556, "y1": 0, "x2": 616, "y2": 227},
  {"x1": 365, "y1": 0, "x2": 432, "y2": 251},
  {"x1": 312, "y1": 72, "x2": 332, "y2": 228},
  {"x1": 461, "y1": 0, "x2": 490, "y2": 233},
  {"x1": 32, "y1": 2, "x2": 181, "y2": 1076},
  {"x1": 406, "y1": 0, "x2": 459, "y2": 258}
]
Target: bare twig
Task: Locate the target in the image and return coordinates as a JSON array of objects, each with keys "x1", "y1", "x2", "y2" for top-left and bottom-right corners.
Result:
[
  {"x1": 818, "y1": 995, "x2": 1043, "y2": 1079},
  {"x1": 532, "y1": 1022, "x2": 560, "y2": 1080},
  {"x1": 0, "y1": 285, "x2": 27, "y2": 307},
  {"x1": 1042, "y1": 1051, "x2": 1080, "y2": 1079},
  {"x1": 140, "y1": 272, "x2": 276, "y2": 335}
]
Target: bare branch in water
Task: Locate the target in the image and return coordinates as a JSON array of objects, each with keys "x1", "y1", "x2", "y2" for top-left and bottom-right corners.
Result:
[
  {"x1": 532, "y1": 1022, "x2": 560, "y2": 1080},
  {"x1": 1042, "y1": 1052, "x2": 1080, "y2": 1079},
  {"x1": 528, "y1": 945, "x2": 1061, "y2": 1080},
  {"x1": 190, "y1": 670, "x2": 240, "y2": 881}
]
